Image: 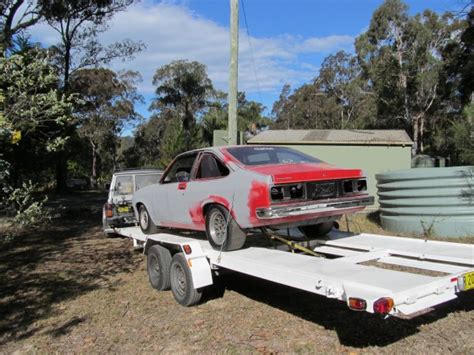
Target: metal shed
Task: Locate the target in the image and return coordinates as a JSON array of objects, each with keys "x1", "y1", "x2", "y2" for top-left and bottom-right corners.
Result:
[{"x1": 247, "y1": 129, "x2": 413, "y2": 208}]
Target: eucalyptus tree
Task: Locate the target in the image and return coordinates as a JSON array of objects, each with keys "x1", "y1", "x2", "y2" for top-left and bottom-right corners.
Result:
[
  {"x1": 355, "y1": 0, "x2": 464, "y2": 153},
  {"x1": 0, "y1": 0, "x2": 41, "y2": 54},
  {"x1": 150, "y1": 60, "x2": 214, "y2": 151},
  {"x1": 40, "y1": 0, "x2": 145, "y2": 91},
  {"x1": 70, "y1": 67, "x2": 142, "y2": 186}
]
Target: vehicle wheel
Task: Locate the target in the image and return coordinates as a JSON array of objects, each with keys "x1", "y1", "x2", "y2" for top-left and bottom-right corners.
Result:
[
  {"x1": 205, "y1": 205, "x2": 246, "y2": 251},
  {"x1": 139, "y1": 204, "x2": 159, "y2": 234},
  {"x1": 147, "y1": 245, "x2": 172, "y2": 291},
  {"x1": 298, "y1": 221, "x2": 334, "y2": 238},
  {"x1": 170, "y1": 253, "x2": 202, "y2": 306}
]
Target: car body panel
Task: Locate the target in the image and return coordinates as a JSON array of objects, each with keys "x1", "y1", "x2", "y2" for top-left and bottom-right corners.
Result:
[{"x1": 132, "y1": 146, "x2": 374, "y2": 233}]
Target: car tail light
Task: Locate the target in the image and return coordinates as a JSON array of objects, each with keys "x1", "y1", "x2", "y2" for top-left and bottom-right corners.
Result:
[
  {"x1": 373, "y1": 297, "x2": 394, "y2": 314},
  {"x1": 342, "y1": 179, "x2": 367, "y2": 195},
  {"x1": 183, "y1": 244, "x2": 192, "y2": 255},
  {"x1": 270, "y1": 186, "x2": 284, "y2": 200},
  {"x1": 270, "y1": 184, "x2": 305, "y2": 201},
  {"x1": 104, "y1": 203, "x2": 113, "y2": 218},
  {"x1": 348, "y1": 297, "x2": 367, "y2": 311},
  {"x1": 289, "y1": 184, "x2": 304, "y2": 199}
]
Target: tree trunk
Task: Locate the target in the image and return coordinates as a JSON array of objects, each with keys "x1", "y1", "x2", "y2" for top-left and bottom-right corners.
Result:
[
  {"x1": 63, "y1": 41, "x2": 71, "y2": 92},
  {"x1": 420, "y1": 113, "x2": 425, "y2": 154},
  {"x1": 413, "y1": 116, "x2": 419, "y2": 155},
  {"x1": 90, "y1": 139, "x2": 97, "y2": 188}
]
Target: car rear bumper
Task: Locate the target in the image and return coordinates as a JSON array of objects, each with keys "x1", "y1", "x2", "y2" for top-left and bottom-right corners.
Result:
[{"x1": 256, "y1": 196, "x2": 374, "y2": 219}]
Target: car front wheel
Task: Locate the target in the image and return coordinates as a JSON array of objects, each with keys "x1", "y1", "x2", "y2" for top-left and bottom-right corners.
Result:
[
  {"x1": 205, "y1": 205, "x2": 246, "y2": 251},
  {"x1": 138, "y1": 204, "x2": 159, "y2": 234}
]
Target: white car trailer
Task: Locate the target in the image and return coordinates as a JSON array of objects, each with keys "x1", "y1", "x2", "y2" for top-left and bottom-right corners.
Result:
[{"x1": 113, "y1": 226, "x2": 474, "y2": 319}]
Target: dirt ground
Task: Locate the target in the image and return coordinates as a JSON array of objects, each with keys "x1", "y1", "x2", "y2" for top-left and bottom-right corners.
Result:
[{"x1": 1, "y1": 191, "x2": 473, "y2": 354}]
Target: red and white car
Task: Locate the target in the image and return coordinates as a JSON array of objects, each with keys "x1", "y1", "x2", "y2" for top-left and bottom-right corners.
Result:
[{"x1": 132, "y1": 146, "x2": 374, "y2": 250}]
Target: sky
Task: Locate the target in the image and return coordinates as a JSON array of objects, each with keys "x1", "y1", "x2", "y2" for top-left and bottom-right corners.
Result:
[{"x1": 29, "y1": 0, "x2": 465, "y2": 128}]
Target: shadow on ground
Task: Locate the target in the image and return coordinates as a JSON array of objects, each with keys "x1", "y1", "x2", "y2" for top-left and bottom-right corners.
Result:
[
  {"x1": 0, "y1": 191, "x2": 141, "y2": 345},
  {"x1": 217, "y1": 272, "x2": 474, "y2": 348}
]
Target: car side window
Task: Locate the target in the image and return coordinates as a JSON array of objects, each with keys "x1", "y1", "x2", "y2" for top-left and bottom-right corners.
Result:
[
  {"x1": 114, "y1": 175, "x2": 133, "y2": 195},
  {"x1": 162, "y1": 154, "x2": 198, "y2": 184},
  {"x1": 196, "y1": 154, "x2": 229, "y2": 179}
]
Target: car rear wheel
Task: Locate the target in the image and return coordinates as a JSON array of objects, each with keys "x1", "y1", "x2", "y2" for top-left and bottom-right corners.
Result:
[
  {"x1": 205, "y1": 205, "x2": 246, "y2": 251},
  {"x1": 139, "y1": 204, "x2": 159, "y2": 234},
  {"x1": 298, "y1": 221, "x2": 334, "y2": 238}
]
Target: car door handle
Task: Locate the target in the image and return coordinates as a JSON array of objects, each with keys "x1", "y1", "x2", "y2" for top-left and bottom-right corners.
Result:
[{"x1": 178, "y1": 182, "x2": 187, "y2": 190}]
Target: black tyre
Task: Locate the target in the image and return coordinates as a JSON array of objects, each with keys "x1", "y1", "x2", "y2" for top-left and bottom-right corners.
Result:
[
  {"x1": 170, "y1": 253, "x2": 202, "y2": 306},
  {"x1": 205, "y1": 205, "x2": 246, "y2": 251},
  {"x1": 138, "y1": 204, "x2": 159, "y2": 234},
  {"x1": 298, "y1": 221, "x2": 334, "y2": 238},
  {"x1": 147, "y1": 245, "x2": 172, "y2": 291}
]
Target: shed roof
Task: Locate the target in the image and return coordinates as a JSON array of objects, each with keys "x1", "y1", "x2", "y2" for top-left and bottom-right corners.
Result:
[{"x1": 247, "y1": 129, "x2": 413, "y2": 146}]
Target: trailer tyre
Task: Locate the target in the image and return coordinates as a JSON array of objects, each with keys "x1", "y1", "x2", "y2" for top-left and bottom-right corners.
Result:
[
  {"x1": 170, "y1": 253, "x2": 202, "y2": 306},
  {"x1": 147, "y1": 245, "x2": 172, "y2": 291},
  {"x1": 139, "y1": 204, "x2": 159, "y2": 234},
  {"x1": 205, "y1": 205, "x2": 246, "y2": 251}
]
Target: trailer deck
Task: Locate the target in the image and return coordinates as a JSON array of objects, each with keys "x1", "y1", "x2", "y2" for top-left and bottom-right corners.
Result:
[{"x1": 114, "y1": 226, "x2": 474, "y2": 318}]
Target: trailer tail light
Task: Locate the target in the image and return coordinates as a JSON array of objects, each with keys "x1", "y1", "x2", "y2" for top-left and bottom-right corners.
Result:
[
  {"x1": 183, "y1": 244, "x2": 192, "y2": 255},
  {"x1": 373, "y1": 297, "x2": 394, "y2": 315},
  {"x1": 348, "y1": 297, "x2": 367, "y2": 311},
  {"x1": 104, "y1": 203, "x2": 113, "y2": 218}
]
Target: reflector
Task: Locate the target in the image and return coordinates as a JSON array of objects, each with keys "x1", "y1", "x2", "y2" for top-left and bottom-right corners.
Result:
[
  {"x1": 183, "y1": 244, "x2": 192, "y2": 255},
  {"x1": 348, "y1": 297, "x2": 367, "y2": 311},
  {"x1": 373, "y1": 297, "x2": 394, "y2": 314}
]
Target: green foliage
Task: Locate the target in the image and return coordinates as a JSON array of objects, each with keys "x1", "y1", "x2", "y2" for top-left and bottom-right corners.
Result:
[
  {"x1": 0, "y1": 52, "x2": 75, "y2": 137},
  {"x1": 7, "y1": 180, "x2": 51, "y2": 227},
  {"x1": 451, "y1": 104, "x2": 474, "y2": 164}
]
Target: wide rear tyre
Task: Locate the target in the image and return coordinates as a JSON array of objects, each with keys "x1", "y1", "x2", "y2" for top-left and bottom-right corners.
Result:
[
  {"x1": 298, "y1": 221, "x2": 334, "y2": 238},
  {"x1": 138, "y1": 204, "x2": 159, "y2": 234},
  {"x1": 205, "y1": 205, "x2": 246, "y2": 251},
  {"x1": 147, "y1": 245, "x2": 172, "y2": 291},
  {"x1": 170, "y1": 253, "x2": 202, "y2": 306}
]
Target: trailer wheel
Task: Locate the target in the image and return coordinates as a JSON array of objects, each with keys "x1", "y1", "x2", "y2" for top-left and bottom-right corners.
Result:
[
  {"x1": 139, "y1": 205, "x2": 159, "y2": 234},
  {"x1": 147, "y1": 245, "x2": 172, "y2": 291},
  {"x1": 170, "y1": 253, "x2": 202, "y2": 306},
  {"x1": 298, "y1": 221, "x2": 334, "y2": 238},
  {"x1": 205, "y1": 205, "x2": 246, "y2": 251}
]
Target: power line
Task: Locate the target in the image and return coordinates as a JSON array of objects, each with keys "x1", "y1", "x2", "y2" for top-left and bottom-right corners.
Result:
[{"x1": 240, "y1": 0, "x2": 263, "y2": 104}]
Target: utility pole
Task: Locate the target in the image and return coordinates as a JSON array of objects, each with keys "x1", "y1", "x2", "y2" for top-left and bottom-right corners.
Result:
[{"x1": 228, "y1": 0, "x2": 239, "y2": 145}]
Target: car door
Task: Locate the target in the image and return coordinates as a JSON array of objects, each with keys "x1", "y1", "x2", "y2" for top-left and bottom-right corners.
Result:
[
  {"x1": 157, "y1": 152, "x2": 199, "y2": 227},
  {"x1": 183, "y1": 152, "x2": 232, "y2": 229}
]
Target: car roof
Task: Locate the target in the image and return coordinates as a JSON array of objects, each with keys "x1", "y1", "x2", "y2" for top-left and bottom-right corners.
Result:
[
  {"x1": 178, "y1": 145, "x2": 265, "y2": 156},
  {"x1": 113, "y1": 168, "x2": 163, "y2": 176}
]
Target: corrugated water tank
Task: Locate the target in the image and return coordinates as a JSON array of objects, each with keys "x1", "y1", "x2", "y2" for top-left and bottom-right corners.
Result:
[{"x1": 376, "y1": 166, "x2": 474, "y2": 238}]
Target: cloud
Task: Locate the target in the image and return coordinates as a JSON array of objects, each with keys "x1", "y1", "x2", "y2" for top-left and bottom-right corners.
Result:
[{"x1": 30, "y1": 1, "x2": 354, "y2": 99}]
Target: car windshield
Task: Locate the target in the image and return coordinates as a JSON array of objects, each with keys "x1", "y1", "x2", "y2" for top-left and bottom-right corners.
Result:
[
  {"x1": 226, "y1": 146, "x2": 322, "y2": 166},
  {"x1": 135, "y1": 173, "x2": 162, "y2": 191}
]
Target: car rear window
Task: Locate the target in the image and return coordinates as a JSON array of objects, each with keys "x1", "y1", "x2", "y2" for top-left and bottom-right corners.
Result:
[
  {"x1": 114, "y1": 175, "x2": 133, "y2": 195},
  {"x1": 226, "y1": 146, "x2": 321, "y2": 166},
  {"x1": 135, "y1": 174, "x2": 162, "y2": 191}
]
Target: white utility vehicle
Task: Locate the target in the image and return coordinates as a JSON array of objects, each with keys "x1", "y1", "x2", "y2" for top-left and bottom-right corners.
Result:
[{"x1": 110, "y1": 224, "x2": 474, "y2": 319}]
